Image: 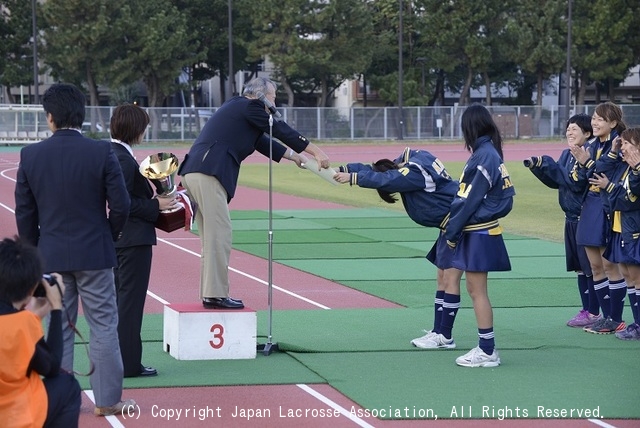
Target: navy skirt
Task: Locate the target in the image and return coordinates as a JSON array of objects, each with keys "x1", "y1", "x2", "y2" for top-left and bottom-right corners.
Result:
[
  {"x1": 427, "y1": 230, "x2": 511, "y2": 272},
  {"x1": 564, "y1": 219, "x2": 592, "y2": 274},
  {"x1": 576, "y1": 192, "x2": 609, "y2": 247},
  {"x1": 604, "y1": 231, "x2": 640, "y2": 265}
]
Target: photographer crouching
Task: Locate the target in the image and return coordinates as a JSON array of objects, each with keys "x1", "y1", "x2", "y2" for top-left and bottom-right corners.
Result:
[{"x1": 0, "y1": 236, "x2": 80, "y2": 427}]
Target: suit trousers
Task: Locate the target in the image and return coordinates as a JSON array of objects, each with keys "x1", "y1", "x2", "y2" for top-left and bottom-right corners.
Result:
[
  {"x1": 60, "y1": 269, "x2": 124, "y2": 407},
  {"x1": 115, "y1": 245, "x2": 152, "y2": 377},
  {"x1": 182, "y1": 173, "x2": 232, "y2": 298}
]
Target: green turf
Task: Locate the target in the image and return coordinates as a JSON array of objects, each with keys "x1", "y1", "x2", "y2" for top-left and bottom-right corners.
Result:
[
  {"x1": 340, "y1": 277, "x2": 582, "y2": 308},
  {"x1": 69, "y1": 206, "x2": 637, "y2": 421},
  {"x1": 290, "y1": 348, "x2": 638, "y2": 419},
  {"x1": 234, "y1": 242, "x2": 426, "y2": 260},
  {"x1": 71, "y1": 314, "x2": 324, "y2": 390}
]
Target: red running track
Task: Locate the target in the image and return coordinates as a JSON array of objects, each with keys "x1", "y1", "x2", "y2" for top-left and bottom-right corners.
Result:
[{"x1": 1, "y1": 144, "x2": 634, "y2": 428}]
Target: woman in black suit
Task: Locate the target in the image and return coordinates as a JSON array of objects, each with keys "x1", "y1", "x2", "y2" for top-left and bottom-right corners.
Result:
[{"x1": 110, "y1": 104, "x2": 177, "y2": 377}]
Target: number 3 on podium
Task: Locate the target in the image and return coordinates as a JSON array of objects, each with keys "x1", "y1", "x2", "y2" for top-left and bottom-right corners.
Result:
[{"x1": 209, "y1": 323, "x2": 224, "y2": 349}]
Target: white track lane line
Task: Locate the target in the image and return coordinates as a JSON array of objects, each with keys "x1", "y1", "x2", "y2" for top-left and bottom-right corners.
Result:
[
  {"x1": 296, "y1": 384, "x2": 375, "y2": 428},
  {"x1": 588, "y1": 420, "x2": 619, "y2": 428},
  {"x1": 1, "y1": 167, "x2": 332, "y2": 310},
  {"x1": 83, "y1": 390, "x2": 125, "y2": 428},
  {"x1": 1, "y1": 166, "x2": 624, "y2": 428},
  {"x1": 157, "y1": 237, "x2": 331, "y2": 309}
]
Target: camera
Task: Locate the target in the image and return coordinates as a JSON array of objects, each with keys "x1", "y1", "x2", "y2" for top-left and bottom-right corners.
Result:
[{"x1": 33, "y1": 274, "x2": 58, "y2": 297}]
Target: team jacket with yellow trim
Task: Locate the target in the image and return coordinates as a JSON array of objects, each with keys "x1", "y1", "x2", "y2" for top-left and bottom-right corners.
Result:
[
  {"x1": 581, "y1": 132, "x2": 618, "y2": 214},
  {"x1": 527, "y1": 149, "x2": 589, "y2": 221},
  {"x1": 338, "y1": 149, "x2": 458, "y2": 228},
  {"x1": 444, "y1": 136, "x2": 515, "y2": 244},
  {"x1": 597, "y1": 150, "x2": 640, "y2": 241}
]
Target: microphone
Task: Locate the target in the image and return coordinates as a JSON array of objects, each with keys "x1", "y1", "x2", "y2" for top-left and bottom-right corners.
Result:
[{"x1": 256, "y1": 91, "x2": 282, "y2": 118}]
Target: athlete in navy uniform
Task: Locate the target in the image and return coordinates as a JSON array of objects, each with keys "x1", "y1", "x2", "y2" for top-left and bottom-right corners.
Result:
[
  {"x1": 333, "y1": 147, "x2": 459, "y2": 347},
  {"x1": 570, "y1": 102, "x2": 627, "y2": 334},
  {"x1": 434, "y1": 104, "x2": 515, "y2": 367},
  {"x1": 524, "y1": 114, "x2": 600, "y2": 327},
  {"x1": 588, "y1": 129, "x2": 640, "y2": 338}
]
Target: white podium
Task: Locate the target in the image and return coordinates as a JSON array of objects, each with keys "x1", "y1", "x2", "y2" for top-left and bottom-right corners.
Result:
[{"x1": 163, "y1": 303, "x2": 257, "y2": 360}]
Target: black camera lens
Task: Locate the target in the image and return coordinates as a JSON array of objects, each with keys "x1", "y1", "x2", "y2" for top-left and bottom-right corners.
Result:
[
  {"x1": 42, "y1": 273, "x2": 57, "y2": 286},
  {"x1": 34, "y1": 274, "x2": 58, "y2": 297},
  {"x1": 33, "y1": 283, "x2": 47, "y2": 297}
]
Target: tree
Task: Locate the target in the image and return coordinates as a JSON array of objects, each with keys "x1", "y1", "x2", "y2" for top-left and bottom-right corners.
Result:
[
  {"x1": 506, "y1": 0, "x2": 566, "y2": 129},
  {"x1": 571, "y1": 0, "x2": 637, "y2": 104},
  {"x1": 247, "y1": 0, "x2": 373, "y2": 107},
  {"x1": 102, "y1": 1, "x2": 200, "y2": 139},
  {"x1": 41, "y1": 0, "x2": 122, "y2": 118},
  {"x1": 420, "y1": 0, "x2": 496, "y2": 106},
  {"x1": 172, "y1": 0, "x2": 254, "y2": 106},
  {"x1": 0, "y1": 0, "x2": 36, "y2": 104}
]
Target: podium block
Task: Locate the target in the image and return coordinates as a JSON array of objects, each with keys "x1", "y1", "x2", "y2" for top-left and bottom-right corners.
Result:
[{"x1": 163, "y1": 303, "x2": 256, "y2": 360}]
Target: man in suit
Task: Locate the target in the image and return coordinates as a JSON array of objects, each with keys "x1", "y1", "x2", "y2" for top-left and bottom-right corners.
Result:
[
  {"x1": 14, "y1": 83, "x2": 135, "y2": 416},
  {"x1": 109, "y1": 104, "x2": 177, "y2": 378},
  {"x1": 178, "y1": 77, "x2": 330, "y2": 309}
]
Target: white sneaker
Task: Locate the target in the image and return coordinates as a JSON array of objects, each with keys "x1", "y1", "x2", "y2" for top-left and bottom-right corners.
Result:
[
  {"x1": 455, "y1": 346, "x2": 500, "y2": 367},
  {"x1": 410, "y1": 330, "x2": 435, "y2": 347},
  {"x1": 411, "y1": 332, "x2": 456, "y2": 349}
]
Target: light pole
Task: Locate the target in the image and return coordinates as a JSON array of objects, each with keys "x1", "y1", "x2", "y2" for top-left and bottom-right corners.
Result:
[
  {"x1": 564, "y1": 0, "x2": 572, "y2": 123},
  {"x1": 416, "y1": 57, "x2": 426, "y2": 97},
  {"x1": 227, "y1": 0, "x2": 233, "y2": 99},
  {"x1": 32, "y1": 0, "x2": 39, "y2": 104},
  {"x1": 398, "y1": 0, "x2": 404, "y2": 140}
]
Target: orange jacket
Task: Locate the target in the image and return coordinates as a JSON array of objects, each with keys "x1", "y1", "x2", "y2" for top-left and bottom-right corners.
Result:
[{"x1": 0, "y1": 311, "x2": 47, "y2": 428}]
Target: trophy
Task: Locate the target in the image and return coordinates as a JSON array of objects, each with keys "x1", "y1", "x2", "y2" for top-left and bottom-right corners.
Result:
[
  {"x1": 139, "y1": 152, "x2": 179, "y2": 197},
  {"x1": 139, "y1": 152, "x2": 186, "y2": 232}
]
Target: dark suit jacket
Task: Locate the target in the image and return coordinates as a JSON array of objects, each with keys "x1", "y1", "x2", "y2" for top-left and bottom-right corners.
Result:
[
  {"x1": 14, "y1": 130, "x2": 130, "y2": 272},
  {"x1": 111, "y1": 143, "x2": 158, "y2": 248},
  {"x1": 178, "y1": 96, "x2": 310, "y2": 202}
]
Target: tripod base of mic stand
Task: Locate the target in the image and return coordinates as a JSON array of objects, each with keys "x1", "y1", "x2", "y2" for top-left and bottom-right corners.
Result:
[{"x1": 257, "y1": 342, "x2": 279, "y2": 356}]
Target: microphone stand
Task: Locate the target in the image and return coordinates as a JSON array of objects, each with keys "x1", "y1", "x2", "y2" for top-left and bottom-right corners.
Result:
[{"x1": 257, "y1": 112, "x2": 279, "y2": 356}]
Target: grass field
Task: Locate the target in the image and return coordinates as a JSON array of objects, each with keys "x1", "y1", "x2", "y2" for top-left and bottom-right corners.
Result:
[{"x1": 238, "y1": 160, "x2": 566, "y2": 243}]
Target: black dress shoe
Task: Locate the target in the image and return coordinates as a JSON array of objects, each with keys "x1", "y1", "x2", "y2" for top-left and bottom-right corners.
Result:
[
  {"x1": 139, "y1": 366, "x2": 158, "y2": 377},
  {"x1": 203, "y1": 297, "x2": 245, "y2": 309},
  {"x1": 124, "y1": 366, "x2": 157, "y2": 378}
]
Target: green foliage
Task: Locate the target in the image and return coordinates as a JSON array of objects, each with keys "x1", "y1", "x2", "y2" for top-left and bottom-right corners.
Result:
[
  {"x1": 247, "y1": 0, "x2": 374, "y2": 106},
  {"x1": 109, "y1": 1, "x2": 199, "y2": 108},
  {"x1": 0, "y1": 0, "x2": 36, "y2": 94},
  {"x1": 2, "y1": 0, "x2": 640, "y2": 110}
]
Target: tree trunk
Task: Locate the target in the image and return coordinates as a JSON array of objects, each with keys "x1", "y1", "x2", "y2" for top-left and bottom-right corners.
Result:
[
  {"x1": 282, "y1": 78, "x2": 294, "y2": 107},
  {"x1": 576, "y1": 70, "x2": 587, "y2": 106},
  {"x1": 362, "y1": 74, "x2": 368, "y2": 107},
  {"x1": 320, "y1": 79, "x2": 328, "y2": 107},
  {"x1": 533, "y1": 71, "x2": 544, "y2": 135},
  {"x1": 458, "y1": 67, "x2": 473, "y2": 107},
  {"x1": 483, "y1": 71, "x2": 492, "y2": 105},
  {"x1": 145, "y1": 77, "x2": 164, "y2": 140},
  {"x1": 608, "y1": 77, "x2": 615, "y2": 101},
  {"x1": 85, "y1": 62, "x2": 107, "y2": 132}
]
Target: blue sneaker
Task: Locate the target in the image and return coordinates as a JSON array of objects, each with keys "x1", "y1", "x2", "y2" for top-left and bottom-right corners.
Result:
[{"x1": 615, "y1": 322, "x2": 640, "y2": 340}]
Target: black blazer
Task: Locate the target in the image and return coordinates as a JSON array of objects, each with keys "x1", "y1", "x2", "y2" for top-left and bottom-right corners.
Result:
[
  {"x1": 15, "y1": 130, "x2": 130, "y2": 272},
  {"x1": 111, "y1": 143, "x2": 159, "y2": 248},
  {"x1": 178, "y1": 96, "x2": 310, "y2": 202}
]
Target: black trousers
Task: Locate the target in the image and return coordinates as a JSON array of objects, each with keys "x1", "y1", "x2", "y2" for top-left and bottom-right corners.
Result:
[
  {"x1": 115, "y1": 245, "x2": 152, "y2": 377},
  {"x1": 44, "y1": 372, "x2": 81, "y2": 428}
]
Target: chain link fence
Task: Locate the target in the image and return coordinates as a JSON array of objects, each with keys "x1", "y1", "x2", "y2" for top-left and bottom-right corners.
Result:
[{"x1": 1, "y1": 104, "x2": 639, "y2": 144}]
